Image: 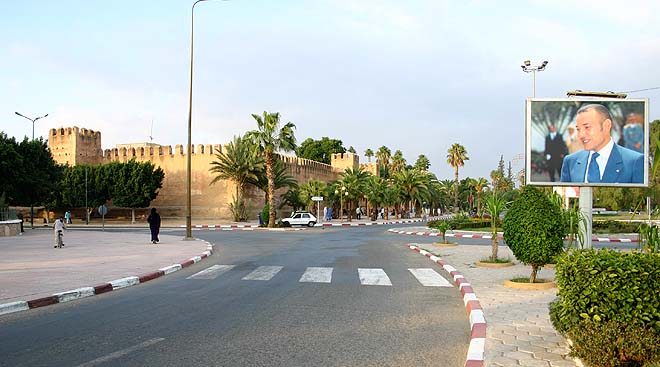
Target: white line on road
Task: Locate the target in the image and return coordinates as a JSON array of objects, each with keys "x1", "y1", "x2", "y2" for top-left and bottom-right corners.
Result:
[
  {"x1": 358, "y1": 268, "x2": 392, "y2": 286},
  {"x1": 299, "y1": 267, "x2": 333, "y2": 283},
  {"x1": 76, "y1": 337, "x2": 165, "y2": 367},
  {"x1": 242, "y1": 266, "x2": 283, "y2": 281},
  {"x1": 187, "y1": 265, "x2": 235, "y2": 280},
  {"x1": 408, "y1": 268, "x2": 453, "y2": 287}
]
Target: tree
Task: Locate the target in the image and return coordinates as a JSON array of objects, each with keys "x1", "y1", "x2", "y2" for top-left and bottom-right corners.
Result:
[
  {"x1": 364, "y1": 175, "x2": 385, "y2": 219},
  {"x1": 474, "y1": 177, "x2": 489, "y2": 217},
  {"x1": 393, "y1": 168, "x2": 428, "y2": 215},
  {"x1": 58, "y1": 164, "x2": 109, "y2": 222},
  {"x1": 447, "y1": 143, "x2": 469, "y2": 213},
  {"x1": 485, "y1": 192, "x2": 508, "y2": 261},
  {"x1": 376, "y1": 146, "x2": 392, "y2": 178},
  {"x1": 338, "y1": 167, "x2": 371, "y2": 221},
  {"x1": 348, "y1": 146, "x2": 356, "y2": 154},
  {"x1": 391, "y1": 150, "x2": 406, "y2": 174},
  {"x1": 110, "y1": 159, "x2": 165, "y2": 223},
  {"x1": 247, "y1": 157, "x2": 298, "y2": 206},
  {"x1": 209, "y1": 135, "x2": 263, "y2": 207},
  {"x1": 414, "y1": 154, "x2": 430, "y2": 172},
  {"x1": 0, "y1": 133, "x2": 23, "y2": 204},
  {"x1": 246, "y1": 111, "x2": 297, "y2": 227},
  {"x1": 364, "y1": 148, "x2": 374, "y2": 163},
  {"x1": 503, "y1": 186, "x2": 565, "y2": 283},
  {"x1": 295, "y1": 137, "x2": 345, "y2": 164},
  {"x1": 299, "y1": 179, "x2": 326, "y2": 214}
]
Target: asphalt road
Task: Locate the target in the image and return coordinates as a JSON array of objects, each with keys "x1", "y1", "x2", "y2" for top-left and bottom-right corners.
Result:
[{"x1": 0, "y1": 225, "x2": 469, "y2": 367}]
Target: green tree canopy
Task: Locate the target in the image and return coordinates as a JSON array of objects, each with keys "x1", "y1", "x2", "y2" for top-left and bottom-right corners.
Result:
[
  {"x1": 295, "y1": 137, "x2": 345, "y2": 164},
  {"x1": 110, "y1": 159, "x2": 165, "y2": 216}
]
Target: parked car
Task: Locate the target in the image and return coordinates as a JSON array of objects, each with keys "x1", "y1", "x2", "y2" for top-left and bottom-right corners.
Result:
[{"x1": 282, "y1": 212, "x2": 317, "y2": 227}]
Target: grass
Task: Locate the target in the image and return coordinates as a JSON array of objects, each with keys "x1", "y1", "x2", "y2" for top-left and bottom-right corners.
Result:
[
  {"x1": 479, "y1": 256, "x2": 512, "y2": 263},
  {"x1": 510, "y1": 277, "x2": 549, "y2": 284}
]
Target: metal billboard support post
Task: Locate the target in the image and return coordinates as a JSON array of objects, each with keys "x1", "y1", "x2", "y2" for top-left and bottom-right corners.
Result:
[{"x1": 579, "y1": 187, "x2": 593, "y2": 249}]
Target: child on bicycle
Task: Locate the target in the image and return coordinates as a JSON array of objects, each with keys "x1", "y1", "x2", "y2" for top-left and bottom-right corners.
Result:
[{"x1": 54, "y1": 216, "x2": 66, "y2": 248}]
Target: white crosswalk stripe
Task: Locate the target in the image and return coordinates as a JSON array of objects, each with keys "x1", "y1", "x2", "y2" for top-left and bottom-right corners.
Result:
[
  {"x1": 358, "y1": 268, "x2": 392, "y2": 286},
  {"x1": 299, "y1": 267, "x2": 333, "y2": 283},
  {"x1": 408, "y1": 268, "x2": 452, "y2": 287},
  {"x1": 242, "y1": 266, "x2": 284, "y2": 281},
  {"x1": 187, "y1": 265, "x2": 235, "y2": 280}
]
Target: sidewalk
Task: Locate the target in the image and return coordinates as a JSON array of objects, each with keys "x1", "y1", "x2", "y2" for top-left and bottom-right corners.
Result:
[
  {"x1": 404, "y1": 238, "x2": 577, "y2": 367},
  {"x1": 0, "y1": 229, "x2": 210, "y2": 309}
]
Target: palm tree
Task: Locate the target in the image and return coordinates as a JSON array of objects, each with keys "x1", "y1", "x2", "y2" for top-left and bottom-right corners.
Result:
[
  {"x1": 209, "y1": 135, "x2": 263, "y2": 203},
  {"x1": 376, "y1": 146, "x2": 392, "y2": 177},
  {"x1": 485, "y1": 193, "x2": 508, "y2": 261},
  {"x1": 339, "y1": 167, "x2": 371, "y2": 221},
  {"x1": 438, "y1": 179, "x2": 454, "y2": 214},
  {"x1": 364, "y1": 148, "x2": 374, "y2": 163},
  {"x1": 382, "y1": 182, "x2": 402, "y2": 220},
  {"x1": 364, "y1": 175, "x2": 386, "y2": 220},
  {"x1": 299, "y1": 179, "x2": 326, "y2": 214},
  {"x1": 391, "y1": 150, "x2": 406, "y2": 174},
  {"x1": 414, "y1": 154, "x2": 431, "y2": 172},
  {"x1": 246, "y1": 111, "x2": 297, "y2": 227},
  {"x1": 474, "y1": 177, "x2": 489, "y2": 217},
  {"x1": 393, "y1": 168, "x2": 428, "y2": 216},
  {"x1": 447, "y1": 143, "x2": 469, "y2": 213},
  {"x1": 247, "y1": 157, "x2": 298, "y2": 206}
]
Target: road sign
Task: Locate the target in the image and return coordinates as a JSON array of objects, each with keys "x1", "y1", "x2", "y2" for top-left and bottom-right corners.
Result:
[
  {"x1": 311, "y1": 196, "x2": 324, "y2": 202},
  {"x1": 98, "y1": 204, "x2": 108, "y2": 216}
]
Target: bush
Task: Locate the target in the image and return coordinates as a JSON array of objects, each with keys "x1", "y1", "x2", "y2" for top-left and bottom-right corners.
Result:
[
  {"x1": 260, "y1": 204, "x2": 270, "y2": 227},
  {"x1": 502, "y1": 186, "x2": 564, "y2": 282},
  {"x1": 593, "y1": 220, "x2": 640, "y2": 234},
  {"x1": 551, "y1": 249, "x2": 660, "y2": 367}
]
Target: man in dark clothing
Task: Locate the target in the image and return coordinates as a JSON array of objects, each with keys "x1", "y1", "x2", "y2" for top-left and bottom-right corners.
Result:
[
  {"x1": 147, "y1": 208, "x2": 161, "y2": 244},
  {"x1": 544, "y1": 124, "x2": 568, "y2": 182}
]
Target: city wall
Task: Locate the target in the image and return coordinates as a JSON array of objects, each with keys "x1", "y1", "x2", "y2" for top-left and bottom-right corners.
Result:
[{"x1": 48, "y1": 127, "x2": 362, "y2": 220}]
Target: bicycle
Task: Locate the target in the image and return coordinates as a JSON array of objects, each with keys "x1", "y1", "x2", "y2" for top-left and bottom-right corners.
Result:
[{"x1": 55, "y1": 230, "x2": 64, "y2": 248}]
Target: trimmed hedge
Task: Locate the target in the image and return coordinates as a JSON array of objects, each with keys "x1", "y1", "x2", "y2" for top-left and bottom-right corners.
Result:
[
  {"x1": 428, "y1": 218, "x2": 491, "y2": 230},
  {"x1": 550, "y1": 249, "x2": 660, "y2": 367},
  {"x1": 593, "y1": 220, "x2": 640, "y2": 234}
]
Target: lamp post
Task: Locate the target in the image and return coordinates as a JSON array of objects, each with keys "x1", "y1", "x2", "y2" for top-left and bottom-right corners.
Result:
[
  {"x1": 186, "y1": 0, "x2": 224, "y2": 239},
  {"x1": 520, "y1": 60, "x2": 548, "y2": 97},
  {"x1": 15, "y1": 111, "x2": 49, "y2": 229},
  {"x1": 335, "y1": 186, "x2": 347, "y2": 222}
]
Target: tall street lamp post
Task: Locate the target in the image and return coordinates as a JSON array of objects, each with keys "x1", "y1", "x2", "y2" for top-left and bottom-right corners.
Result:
[
  {"x1": 335, "y1": 186, "x2": 347, "y2": 222},
  {"x1": 520, "y1": 60, "x2": 548, "y2": 97},
  {"x1": 15, "y1": 111, "x2": 49, "y2": 229},
  {"x1": 186, "y1": 0, "x2": 224, "y2": 239}
]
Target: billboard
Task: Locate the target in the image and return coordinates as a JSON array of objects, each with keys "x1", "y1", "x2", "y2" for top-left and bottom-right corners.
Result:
[{"x1": 526, "y1": 98, "x2": 649, "y2": 187}]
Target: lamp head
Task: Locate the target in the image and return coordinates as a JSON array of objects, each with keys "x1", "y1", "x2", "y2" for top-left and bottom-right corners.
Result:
[{"x1": 523, "y1": 60, "x2": 531, "y2": 67}]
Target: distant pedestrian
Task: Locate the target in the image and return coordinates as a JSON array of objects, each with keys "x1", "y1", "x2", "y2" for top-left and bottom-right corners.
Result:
[
  {"x1": 356, "y1": 207, "x2": 361, "y2": 220},
  {"x1": 147, "y1": 208, "x2": 161, "y2": 244},
  {"x1": 64, "y1": 210, "x2": 71, "y2": 224},
  {"x1": 327, "y1": 207, "x2": 333, "y2": 221},
  {"x1": 323, "y1": 206, "x2": 328, "y2": 222},
  {"x1": 53, "y1": 216, "x2": 65, "y2": 248}
]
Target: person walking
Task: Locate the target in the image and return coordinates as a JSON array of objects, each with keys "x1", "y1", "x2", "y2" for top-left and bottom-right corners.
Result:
[
  {"x1": 64, "y1": 210, "x2": 71, "y2": 224},
  {"x1": 356, "y1": 207, "x2": 361, "y2": 220},
  {"x1": 53, "y1": 216, "x2": 65, "y2": 248},
  {"x1": 147, "y1": 208, "x2": 161, "y2": 244}
]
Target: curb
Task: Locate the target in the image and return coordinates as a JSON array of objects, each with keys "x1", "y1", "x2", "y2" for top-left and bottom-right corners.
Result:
[
  {"x1": 179, "y1": 224, "x2": 305, "y2": 231},
  {"x1": 0, "y1": 239, "x2": 214, "y2": 317},
  {"x1": 389, "y1": 229, "x2": 639, "y2": 243},
  {"x1": 406, "y1": 244, "x2": 485, "y2": 367}
]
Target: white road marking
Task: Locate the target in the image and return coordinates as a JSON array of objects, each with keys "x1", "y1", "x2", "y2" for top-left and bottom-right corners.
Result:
[
  {"x1": 299, "y1": 267, "x2": 333, "y2": 283},
  {"x1": 358, "y1": 268, "x2": 392, "y2": 286},
  {"x1": 187, "y1": 265, "x2": 235, "y2": 280},
  {"x1": 408, "y1": 268, "x2": 452, "y2": 287},
  {"x1": 242, "y1": 266, "x2": 283, "y2": 281},
  {"x1": 76, "y1": 338, "x2": 165, "y2": 367}
]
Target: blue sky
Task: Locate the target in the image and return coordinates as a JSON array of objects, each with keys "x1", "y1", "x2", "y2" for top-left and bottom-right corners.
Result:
[{"x1": 2, "y1": 0, "x2": 659, "y2": 181}]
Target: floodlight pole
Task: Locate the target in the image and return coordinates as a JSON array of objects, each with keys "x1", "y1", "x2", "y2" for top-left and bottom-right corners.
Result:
[
  {"x1": 521, "y1": 60, "x2": 548, "y2": 98},
  {"x1": 15, "y1": 111, "x2": 49, "y2": 229}
]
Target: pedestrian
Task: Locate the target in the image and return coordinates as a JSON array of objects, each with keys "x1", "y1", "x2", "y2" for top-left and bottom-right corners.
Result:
[
  {"x1": 53, "y1": 216, "x2": 65, "y2": 248},
  {"x1": 327, "y1": 207, "x2": 333, "y2": 221},
  {"x1": 64, "y1": 210, "x2": 71, "y2": 224},
  {"x1": 323, "y1": 206, "x2": 328, "y2": 222},
  {"x1": 147, "y1": 207, "x2": 161, "y2": 244},
  {"x1": 356, "y1": 206, "x2": 361, "y2": 220}
]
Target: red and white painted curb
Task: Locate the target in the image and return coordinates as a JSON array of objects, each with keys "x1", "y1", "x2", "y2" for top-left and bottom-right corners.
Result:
[
  {"x1": 390, "y1": 228, "x2": 638, "y2": 243},
  {"x1": 0, "y1": 239, "x2": 214, "y2": 317},
  {"x1": 317, "y1": 218, "x2": 432, "y2": 227},
  {"x1": 179, "y1": 224, "x2": 305, "y2": 231},
  {"x1": 406, "y1": 244, "x2": 485, "y2": 367}
]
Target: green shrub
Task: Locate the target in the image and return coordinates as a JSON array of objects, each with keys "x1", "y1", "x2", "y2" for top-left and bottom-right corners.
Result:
[
  {"x1": 428, "y1": 219, "x2": 452, "y2": 243},
  {"x1": 502, "y1": 186, "x2": 564, "y2": 282},
  {"x1": 260, "y1": 204, "x2": 270, "y2": 227},
  {"x1": 551, "y1": 249, "x2": 660, "y2": 367},
  {"x1": 593, "y1": 220, "x2": 640, "y2": 234}
]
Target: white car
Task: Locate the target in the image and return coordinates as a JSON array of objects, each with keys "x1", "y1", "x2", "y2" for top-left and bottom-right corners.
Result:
[{"x1": 282, "y1": 212, "x2": 317, "y2": 227}]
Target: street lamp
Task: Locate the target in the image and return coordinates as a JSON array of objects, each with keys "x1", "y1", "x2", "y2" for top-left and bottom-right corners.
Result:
[
  {"x1": 520, "y1": 60, "x2": 548, "y2": 97},
  {"x1": 186, "y1": 0, "x2": 225, "y2": 239},
  {"x1": 15, "y1": 111, "x2": 49, "y2": 229},
  {"x1": 335, "y1": 186, "x2": 347, "y2": 222}
]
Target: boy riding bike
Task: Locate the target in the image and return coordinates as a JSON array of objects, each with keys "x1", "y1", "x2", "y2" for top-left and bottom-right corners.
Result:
[{"x1": 54, "y1": 216, "x2": 65, "y2": 248}]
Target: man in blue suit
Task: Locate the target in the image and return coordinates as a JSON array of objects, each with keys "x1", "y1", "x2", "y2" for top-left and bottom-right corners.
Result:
[{"x1": 560, "y1": 104, "x2": 645, "y2": 184}]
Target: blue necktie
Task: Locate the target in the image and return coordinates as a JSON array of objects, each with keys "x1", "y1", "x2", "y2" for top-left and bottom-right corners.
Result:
[{"x1": 587, "y1": 152, "x2": 600, "y2": 183}]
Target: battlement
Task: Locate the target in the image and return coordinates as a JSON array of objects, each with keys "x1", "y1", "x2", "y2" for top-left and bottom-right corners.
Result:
[
  {"x1": 102, "y1": 144, "x2": 223, "y2": 161},
  {"x1": 331, "y1": 152, "x2": 359, "y2": 172},
  {"x1": 49, "y1": 126, "x2": 101, "y2": 139}
]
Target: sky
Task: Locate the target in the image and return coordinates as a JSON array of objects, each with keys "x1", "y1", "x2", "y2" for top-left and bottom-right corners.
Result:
[{"x1": 2, "y1": 0, "x2": 659, "y2": 181}]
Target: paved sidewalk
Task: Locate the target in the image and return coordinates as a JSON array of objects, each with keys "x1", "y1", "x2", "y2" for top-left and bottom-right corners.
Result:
[
  {"x1": 404, "y1": 239, "x2": 577, "y2": 367},
  {"x1": 0, "y1": 229, "x2": 209, "y2": 306}
]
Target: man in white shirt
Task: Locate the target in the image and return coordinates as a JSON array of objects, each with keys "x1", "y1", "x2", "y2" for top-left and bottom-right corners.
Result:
[{"x1": 53, "y1": 216, "x2": 65, "y2": 248}]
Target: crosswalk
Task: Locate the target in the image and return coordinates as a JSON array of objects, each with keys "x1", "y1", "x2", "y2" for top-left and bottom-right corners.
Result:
[{"x1": 187, "y1": 265, "x2": 452, "y2": 287}]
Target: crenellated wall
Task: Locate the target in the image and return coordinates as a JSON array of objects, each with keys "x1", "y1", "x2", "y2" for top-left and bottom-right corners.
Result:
[{"x1": 47, "y1": 126, "x2": 359, "y2": 220}]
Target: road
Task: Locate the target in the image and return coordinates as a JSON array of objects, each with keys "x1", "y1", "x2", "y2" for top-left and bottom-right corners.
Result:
[{"x1": 0, "y1": 225, "x2": 469, "y2": 367}]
